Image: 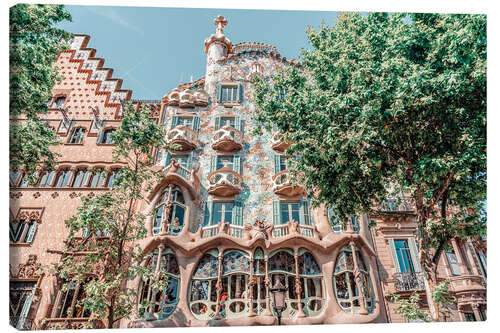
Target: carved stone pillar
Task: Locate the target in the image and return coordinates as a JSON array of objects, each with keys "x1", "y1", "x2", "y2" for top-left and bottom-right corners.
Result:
[
  {"x1": 67, "y1": 167, "x2": 78, "y2": 187},
  {"x1": 350, "y1": 241, "x2": 368, "y2": 315},
  {"x1": 147, "y1": 244, "x2": 165, "y2": 320},
  {"x1": 472, "y1": 303, "x2": 482, "y2": 321},
  {"x1": 248, "y1": 256, "x2": 256, "y2": 317},
  {"x1": 213, "y1": 251, "x2": 223, "y2": 319},
  {"x1": 263, "y1": 255, "x2": 272, "y2": 316},
  {"x1": 294, "y1": 249, "x2": 305, "y2": 318},
  {"x1": 161, "y1": 185, "x2": 174, "y2": 235},
  {"x1": 451, "y1": 238, "x2": 470, "y2": 275}
]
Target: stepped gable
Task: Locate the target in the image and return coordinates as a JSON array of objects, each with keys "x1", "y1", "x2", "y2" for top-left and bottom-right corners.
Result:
[
  {"x1": 54, "y1": 34, "x2": 132, "y2": 119},
  {"x1": 220, "y1": 41, "x2": 302, "y2": 68}
]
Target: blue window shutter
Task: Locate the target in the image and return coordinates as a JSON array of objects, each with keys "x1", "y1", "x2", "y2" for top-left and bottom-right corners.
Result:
[
  {"x1": 388, "y1": 239, "x2": 401, "y2": 273},
  {"x1": 187, "y1": 152, "x2": 193, "y2": 170},
  {"x1": 300, "y1": 200, "x2": 310, "y2": 226},
  {"x1": 193, "y1": 116, "x2": 200, "y2": 131},
  {"x1": 210, "y1": 156, "x2": 217, "y2": 173},
  {"x1": 170, "y1": 116, "x2": 178, "y2": 129},
  {"x1": 273, "y1": 201, "x2": 280, "y2": 225},
  {"x1": 165, "y1": 152, "x2": 172, "y2": 167},
  {"x1": 238, "y1": 83, "x2": 244, "y2": 102},
  {"x1": 233, "y1": 155, "x2": 241, "y2": 174},
  {"x1": 215, "y1": 117, "x2": 221, "y2": 130},
  {"x1": 274, "y1": 155, "x2": 281, "y2": 174},
  {"x1": 408, "y1": 237, "x2": 422, "y2": 272},
  {"x1": 217, "y1": 85, "x2": 222, "y2": 102},
  {"x1": 232, "y1": 200, "x2": 243, "y2": 226},
  {"x1": 24, "y1": 222, "x2": 37, "y2": 243}
]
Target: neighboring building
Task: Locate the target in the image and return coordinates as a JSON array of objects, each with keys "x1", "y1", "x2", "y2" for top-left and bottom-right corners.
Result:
[{"x1": 9, "y1": 16, "x2": 486, "y2": 330}]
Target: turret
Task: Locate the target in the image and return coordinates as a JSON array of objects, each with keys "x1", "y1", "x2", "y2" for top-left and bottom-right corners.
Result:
[{"x1": 204, "y1": 15, "x2": 232, "y2": 97}]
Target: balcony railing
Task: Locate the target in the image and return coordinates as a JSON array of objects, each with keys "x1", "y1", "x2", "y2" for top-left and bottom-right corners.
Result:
[
  {"x1": 272, "y1": 170, "x2": 303, "y2": 196},
  {"x1": 211, "y1": 126, "x2": 243, "y2": 152},
  {"x1": 166, "y1": 125, "x2": 198, "y2": 151},
  {"x1": 10, "y1": 316, "x2": 33, "y2": 330},
  {"x1": 271, "y1": 132, "x2": 291, "y2": 152},
  {"x1": 207, "y1": 168, "x2": 242, "y2": 197},
  {"x1": 200, "y1": 224, "x2": 244, "y2": 239},
  {"x1": 271, "y1": 222, "x2": 315, "y2": 239},
  {"x1": 393, "y1": 271, "x2": 425, "y2": 291}
]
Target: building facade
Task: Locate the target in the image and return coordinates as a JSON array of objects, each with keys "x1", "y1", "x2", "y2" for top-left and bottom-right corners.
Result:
[{"x1": 9, "y1": 16, "x2": 487, "y2": 330}]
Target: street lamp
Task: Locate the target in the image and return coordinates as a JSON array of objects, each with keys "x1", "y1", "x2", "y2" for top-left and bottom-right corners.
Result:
[{"x1": 269, "y1": 275, "x2": 287, "y2": 325}]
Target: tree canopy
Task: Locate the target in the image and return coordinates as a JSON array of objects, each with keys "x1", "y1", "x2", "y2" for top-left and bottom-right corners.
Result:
[
  {"x1": 10, "y1": 4, "x2": 72, "y2": 174},
  {"x1": 252, "y1": 12, "x2": 486, "y2": 320}
]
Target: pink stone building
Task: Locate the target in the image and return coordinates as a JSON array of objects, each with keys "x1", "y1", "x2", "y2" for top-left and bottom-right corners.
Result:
[{"x1": 9, "y1": 16, "x2": 486, "y2": 330}]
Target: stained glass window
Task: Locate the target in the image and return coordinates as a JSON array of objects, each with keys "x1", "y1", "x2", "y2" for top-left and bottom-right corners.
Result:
[{"x1": 333, "y1": 246, "x2": 374, "y2": 314}]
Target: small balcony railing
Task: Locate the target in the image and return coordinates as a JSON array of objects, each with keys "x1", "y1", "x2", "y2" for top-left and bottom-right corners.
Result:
[
  {"x1": 166, "y1": 125, "x2": 198, "y2": 151},
  {"x1": 200, "y1": 223, "x2": 244, "y2": 239},
  {"x1": 271, "y1": 222, "x2": 315, "y2": 239},
  {"x1": 272, "y1": 170, "x2": 303, "y2": 196},
  {"x1": 271, "y1": 132, "x2": 291, "y2": 152},
  {"x1": 381, "y1": 198, "x2": 414, "y2": 212},
  {"x1": 211, "y1": 126, "x2": 243, "y2": 152},
  {"x1": 393, "y1": 271, "x2": 425, "y2": 291},
  {"x1": 207, "y1": 168, "x2": 242, "y2": 197}
]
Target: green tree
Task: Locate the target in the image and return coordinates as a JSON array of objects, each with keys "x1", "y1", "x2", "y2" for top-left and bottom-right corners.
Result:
[
  {"x1": 50, "y1": 103, "x2": 169, "y2": 328},
  {"x1": 10, "y1": 4, "x2": 72, "y2": 175},
  {"x1": 252, "y1": 12, "x2": 486, "y2": 320}
]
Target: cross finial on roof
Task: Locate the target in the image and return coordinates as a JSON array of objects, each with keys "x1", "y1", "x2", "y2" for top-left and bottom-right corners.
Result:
[{"x1": 214, "y1": 15, "x2": 227, "y2": 34}]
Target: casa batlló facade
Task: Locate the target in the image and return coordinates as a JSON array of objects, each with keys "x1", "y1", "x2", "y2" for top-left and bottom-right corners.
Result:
[{"x1": 9, "y1": 16, "x2": 487, "y2": 330}]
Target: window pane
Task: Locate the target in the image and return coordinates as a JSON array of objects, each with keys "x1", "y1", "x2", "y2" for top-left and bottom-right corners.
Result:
[
  {"x1": 216, "y1": 156, "x2": 233, "y2": 170},
  {"x1": 446, "y1": 251, "x2": 462, "y2": 276},
  {"x1": 279, "y1": 157, "x2": 288, "y2": 171},
  {"x1": 394, "y1": 240, "x2": 414, "y2": 272},
  {"x1": 220, "y1": 117, "x2": 235, "y2": 128}
]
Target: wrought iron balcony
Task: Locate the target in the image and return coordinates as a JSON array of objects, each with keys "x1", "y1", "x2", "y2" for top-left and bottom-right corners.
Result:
[
  {"x1": 393, "y1": 271, "x2": 425, "y2": 291},
  {"x1": 211, "y1": 126, "x2": 243, "y2": 152},
  {"x1": 166, "y1": 125, "x2": 198, "y2": 151},
  {"x1": 272, "y1": 170, "x2": 303, "y2": 196},
  {"x1": 207, "y1": 167, "x2": 242, "y2": 197},
  {"x1": 10, "y1": 316, "x2": 33, "y2": 330},
  {"x1": 271, "y1": 132, "x2": 291, "y2": 152}
]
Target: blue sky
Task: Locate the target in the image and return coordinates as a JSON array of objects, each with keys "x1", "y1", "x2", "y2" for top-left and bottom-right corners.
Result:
[{"x1": 56, "y1": 6, "x2": 339, "y2": 99}]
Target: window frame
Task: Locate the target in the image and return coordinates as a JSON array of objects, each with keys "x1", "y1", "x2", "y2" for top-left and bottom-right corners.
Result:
[{"x1": 68, "y1": 127, "x2": 86, "y2": 144}]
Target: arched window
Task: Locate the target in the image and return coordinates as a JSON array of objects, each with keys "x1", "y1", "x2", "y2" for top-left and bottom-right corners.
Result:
[
  {"x1": 106, "y1": 169, "x2": 120, "y2": 188},
  {"x1": 268, "y1": 249, "x2": 296, "y2": 318},
  {"x1": 297, "y1": 250, "x2": 324, "y2": 316},
  {"x1": 152, "y1": 186, "x2": 186, "y2": 236},
  {"x1": 72, "y1": 169, "x2": 89, "y2": 187},
  {"x1": 190, "y1": 250, "x2": 219, "y2": 320},
  {"x1": 221, "y1": 250, "x2": 250, "y2": 318},
  {"x1": 333, "y1": 246, "x2": 374, "y2": 314},
  {"x1": 39, "y1": 170, "x2": 56, "y2": 187},
  {"x1": 251, "y1": 247, "x2": 267, "y2": 315},
  {"x1": 54, "y1": 169, "x2": 72, "y2": 188},
  {"x1": 89, "y1": 168, "x2": 106, "y2": 188},
  {"x1": 138, "y1": 247, "x2": 180, "y2": 320}
]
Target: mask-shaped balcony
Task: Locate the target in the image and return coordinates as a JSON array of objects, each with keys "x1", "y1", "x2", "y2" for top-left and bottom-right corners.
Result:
[
  {"x1": 272, "y1": 170, "x2": 303, "y2": 196},
  {"x1": 271, "y1": 132, "x2": 291, "y2": 152},
  {"x1": 211, "y1": 126, "x2": 243, "y2": 152},
  {"x1": 207, "y1": 167, "x2": 242, "y2": 197},
  {"x1": 166, "y1": 125, "x2": 198, "y2": 151}
]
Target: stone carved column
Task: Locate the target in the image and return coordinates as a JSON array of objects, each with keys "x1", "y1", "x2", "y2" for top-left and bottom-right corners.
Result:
[
  {"x1": 294, "y1": 249, "x2": 305, "y2": 318},
  {"x1": 350, "y1": 241, "x2": 368, "y2": 315},
  {"x1": 160, "y1": 185, "x2": 174, "y2": 235},
  {"x1": 263, "y1": 255, "x2": 272, "y2": 316},
  {"x1": 472, "y1": 303, "x2": 482, "y2": 321},
  {"x1": 67, "y1": 167, "x2": 78, "y2": 187},
  {"x1": 214, "y1": 251, "x2": 224, "y2": 319},
  {"x1": 248, "y1": 256, "x2": 256, "y2": 317},
  {"x1": 451, "y1": 238, "x2": 470, "y2": 275}
]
